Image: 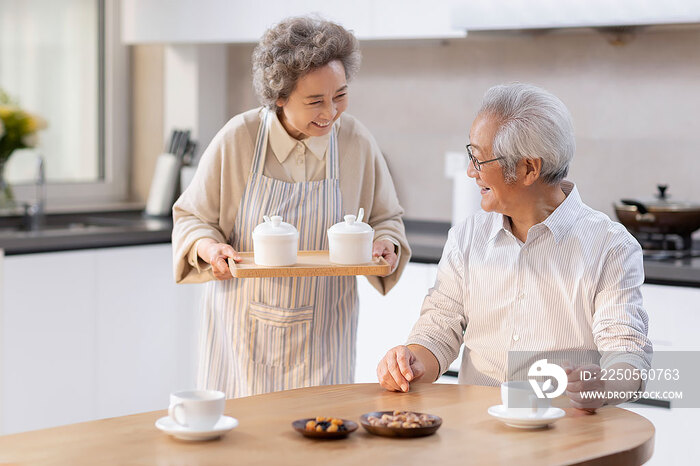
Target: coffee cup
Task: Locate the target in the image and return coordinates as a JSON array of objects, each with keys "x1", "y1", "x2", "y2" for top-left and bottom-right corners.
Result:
[
  {"x1": 501, "y1": 381, "x2": 550, "y2": 418},
  {"x1": 168, "y1": 389, "x2": 226, "y2": 430}
]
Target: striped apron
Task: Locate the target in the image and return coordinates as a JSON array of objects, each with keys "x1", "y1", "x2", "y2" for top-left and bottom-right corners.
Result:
[{"x1": 197, "y1": 109, "x2": 358, "y2": 398}]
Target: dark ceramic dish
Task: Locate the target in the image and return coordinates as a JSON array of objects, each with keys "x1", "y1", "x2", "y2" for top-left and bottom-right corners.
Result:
[
  {"x1": 359, "y1": 411, "x2": 442, "y2": 438},
  {"x1": 292, "y1": 418, "x2": 359, "y2": 439}
]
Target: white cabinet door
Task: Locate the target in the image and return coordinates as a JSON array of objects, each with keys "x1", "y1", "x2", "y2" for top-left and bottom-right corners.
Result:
[
  {"x1": 370, "y1": 0, "x2": 464, "y2": 39},
  {"x1": 625, "y1": 285, "x2": 700, "y2": 465},
  {"x1": 1, "y1": 250, "x2": 98, "y2": 434},
  {"x1": 641, "y1": 284, "x2": 700, "y2": 349},
  {"x1": 355, "y1": 262, "x2": 438, "y2": 383},
  {"x1": 0, "y1": 244, "x2": 203, "y2": 435},
  {"x1": 94, "y1": 244, "x2": 202, "y2": 419},
  {"x1": 121, "y1": 0, "x2": 461, "y2": 44}
]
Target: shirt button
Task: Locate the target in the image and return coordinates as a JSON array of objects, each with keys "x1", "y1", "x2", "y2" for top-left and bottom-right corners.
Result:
[
  {"x1": 513, "y1": 334, "x2": 520, "y2": 341},
  {"x1": 296, "y1": 155, "x2": 304, "y2": 166},
  {"x1": 296, "y1": 144, "x2": 304, "y2": 154},
  {"x1": 518, "y1": 292, "x2": 525, "y2": 300}
]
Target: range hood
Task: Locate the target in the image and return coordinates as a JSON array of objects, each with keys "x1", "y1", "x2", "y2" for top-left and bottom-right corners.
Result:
[{"x1": 451, "y1": 0, "x2": 700, "y2": 31}]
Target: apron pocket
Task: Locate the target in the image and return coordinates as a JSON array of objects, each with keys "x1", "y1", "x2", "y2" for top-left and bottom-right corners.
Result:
[{"x1": 248, "y1": 301, "x2": 313, "y2": 368}]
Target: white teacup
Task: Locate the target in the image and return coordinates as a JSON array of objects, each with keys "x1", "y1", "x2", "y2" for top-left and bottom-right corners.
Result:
[
  {"x1": 168, "y1": 389, "x2": 226, "y2": 430},
  {"x1": 501, "y1": 381, "x2": 550, "y2": 418}
]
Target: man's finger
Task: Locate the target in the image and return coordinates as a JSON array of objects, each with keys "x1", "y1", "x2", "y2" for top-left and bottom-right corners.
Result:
[
  {"x1": 378, "y1": 362, "x2": 403, "y2": 392},
  {"x1": 569, "y1": 365, "x2": 600, "y2": 382},
  {"x1": 411, "y1": 359, "x2": 426, "y2": 381},
  {"x1": 396, "y1": 349, "x2": 414, "y2": 381},
  {"x1": 569, "y1": 397, "x2": 602, "y2": 411},
  {"x1": 567, "y1": 380, "x2": 586, "y2": 393},
  {"x1": 386, "y1": 354, "x2": 410, "y2": 392},
  {"x1": 561, "y1": 360, "x2": 574, "y2": 375}
]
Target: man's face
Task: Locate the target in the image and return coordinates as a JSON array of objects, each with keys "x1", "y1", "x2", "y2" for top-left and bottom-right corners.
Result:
[
  {"x1": 467, "y1": 114, "x2": 522, "y2": 216},
  {"x1": 276, "y1": 60, "x2": 348, "y2": 140}
]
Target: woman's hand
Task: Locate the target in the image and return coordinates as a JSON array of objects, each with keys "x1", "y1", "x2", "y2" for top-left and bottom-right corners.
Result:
[
  {"x1": 373, "y1": 239, "x2": 398, "y2": 275},
  {"x1": 376, "y1": 345, "x2": 426, "y2": 392},
  {"x1": 197, "y1": 239, "x2": 241, "y2": 280}
]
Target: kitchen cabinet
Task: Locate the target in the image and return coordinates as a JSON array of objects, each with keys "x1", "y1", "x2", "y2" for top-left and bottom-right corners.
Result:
[
  {"x1": 121, "y1": 0, "x2": 463, "y2": 44},
  {"x1": 641, "y1": 284, "x2": 700, "y2": 350},
  {"x1": 1, "y1": 249, "x2": 98, "y2": 434},
  {"x1": 625, "y1": 284, "x2": 700, "y2": 464},
  {"x1": 603, "y1": 284, "x2": 700, "y2": 465},
  {"x1": 451, "y1": 0, "x2": 700, "y2": 31},
  {"x1": 0, "y1": 244, "x2": 202, "y2": 434}
]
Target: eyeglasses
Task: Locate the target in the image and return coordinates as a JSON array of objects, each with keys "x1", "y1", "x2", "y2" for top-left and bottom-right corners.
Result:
[{"x1": 466, "y1": 144, "x2": 503, "y2": 171}]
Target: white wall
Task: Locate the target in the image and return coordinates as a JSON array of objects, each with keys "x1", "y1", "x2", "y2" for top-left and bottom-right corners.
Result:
[{"x1": 226, "y1": 25, "x2": 700, "y2": 222}]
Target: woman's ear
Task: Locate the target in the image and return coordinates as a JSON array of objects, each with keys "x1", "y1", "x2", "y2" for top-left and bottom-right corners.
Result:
[
  {"x1": 276, "y1": 98, "x2": 287, "y2": 108},
  {"x1": 522, "y1": 158, "x2": 542, "y2": 186}
]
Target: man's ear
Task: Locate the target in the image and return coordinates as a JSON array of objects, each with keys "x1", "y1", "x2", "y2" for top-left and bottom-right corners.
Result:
[{"x1": 522, "y1": 158, "x2": 542, "y2": 186}]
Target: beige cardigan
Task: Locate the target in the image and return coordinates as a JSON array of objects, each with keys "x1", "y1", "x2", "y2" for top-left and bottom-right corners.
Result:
[{"x1": 172, "y1": 108, "x2": 411, "y2": 295}]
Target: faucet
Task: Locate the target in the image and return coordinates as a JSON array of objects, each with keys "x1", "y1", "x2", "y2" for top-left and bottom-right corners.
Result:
[{"x1": 26, "y1": 154, "x2": 46, "y2": 230}]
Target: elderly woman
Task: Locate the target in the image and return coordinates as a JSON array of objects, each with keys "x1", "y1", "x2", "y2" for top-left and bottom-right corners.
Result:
[
  {"x1": 376, "y1": 83, "x2": 652, "y2": 412},
  {"x1": 173, "y1": 17, "x2": 410, "y2": 398}
]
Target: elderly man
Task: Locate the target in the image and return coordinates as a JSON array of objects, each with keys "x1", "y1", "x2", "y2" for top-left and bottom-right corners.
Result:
[{"x1": 377, "y1": 83, "x2": 652, "y2": 412}]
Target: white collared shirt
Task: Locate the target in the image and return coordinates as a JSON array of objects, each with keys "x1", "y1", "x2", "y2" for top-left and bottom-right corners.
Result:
[
  {"x1": 406, "y1": 181, "x2": 652, "y2": 386},
  {"x1": 266, "y1": 110, "x2": 332, "y2": 183}
]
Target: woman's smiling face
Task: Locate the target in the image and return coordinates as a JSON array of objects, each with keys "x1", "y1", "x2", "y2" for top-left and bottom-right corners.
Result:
[{"x1": 276, "y1": 60, "x2": 348, "y2": 140}]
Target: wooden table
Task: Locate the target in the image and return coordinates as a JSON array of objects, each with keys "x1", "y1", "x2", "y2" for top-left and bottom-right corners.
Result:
[{"x1": 0, "y1": 383, "x2": 654, "y2": 466}]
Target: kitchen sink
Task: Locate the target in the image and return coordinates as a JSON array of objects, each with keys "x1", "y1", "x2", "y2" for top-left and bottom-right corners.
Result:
[
  {"x1": 0, "y1": 207, "x2": 173, "y2": 255},
  {"x1": 0, "y1": 212, "x2": 148, "y2": 236}
]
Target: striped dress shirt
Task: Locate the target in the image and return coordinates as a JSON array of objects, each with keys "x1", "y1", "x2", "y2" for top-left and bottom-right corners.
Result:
[{"x1": 406, "y1": 181, "x2": 652, "y2": 386}]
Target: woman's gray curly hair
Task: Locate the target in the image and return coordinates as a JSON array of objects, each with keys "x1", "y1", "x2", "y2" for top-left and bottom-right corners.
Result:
[{"x1": 252, "y1": 16, "x2": 361, "y2": 110}]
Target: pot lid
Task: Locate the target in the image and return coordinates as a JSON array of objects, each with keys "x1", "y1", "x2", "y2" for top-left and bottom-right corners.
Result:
[
  {"x1": 617, "y1": 185, "x2": 700, "y2": 212},
  {"x1": 253, "y1": 215, "x2": 298, "y2": 237},
  {"x1": 328, "y1": 214, "x2": 373, "y2": 234}
]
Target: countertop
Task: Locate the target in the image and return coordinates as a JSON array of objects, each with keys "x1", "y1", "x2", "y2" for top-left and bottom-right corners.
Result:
[
  {"x1": 405, "y1": 219, "x2": 700, "y2": 288},
  {"x1": 1, "y1": 213, "x2": 698, "y2": 287},
  {"x1": 0, "y1": 209, "x2": 172, "y2": 255},
  {"x1": 0, "y1": 384, "x2": 654, "y2": 466}
]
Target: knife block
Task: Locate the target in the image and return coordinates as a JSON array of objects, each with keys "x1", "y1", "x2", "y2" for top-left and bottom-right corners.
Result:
[{"x1": 145, "y1": 152, "x2": 181, "y2": 217}]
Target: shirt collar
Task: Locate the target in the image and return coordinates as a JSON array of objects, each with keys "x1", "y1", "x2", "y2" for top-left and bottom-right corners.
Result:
[
  {"x1": 486, "y1": 180, "x2": 582, "y2": 244},
  {"x1": 269, "y1": 110, "x2": 331, "y2": 163},
  {"x1": 541, "y1": 180, "x2": 583, "y2": 244},
  {"x1": 488, "y1": 213, "x2": 509, "y2": 242}
]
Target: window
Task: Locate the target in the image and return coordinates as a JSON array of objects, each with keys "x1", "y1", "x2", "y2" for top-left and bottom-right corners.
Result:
[{"x1": 0, "y1": 0, "x2": 128, "y2": 206}]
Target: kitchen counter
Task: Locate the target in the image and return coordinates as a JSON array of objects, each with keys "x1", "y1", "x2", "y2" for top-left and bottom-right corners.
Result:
[
  {"x1": 0, "y1": 383, "x2": 654, "y2": 465},
  {"x1": 2, "y1": 213, "x2": 698, "y2": 287},
  {"x1": 406, "y1": 219, "x2": 700, "y2": 288},
  {"x1": 0, "y1": 209, "x2": 172, "y2": 255}
]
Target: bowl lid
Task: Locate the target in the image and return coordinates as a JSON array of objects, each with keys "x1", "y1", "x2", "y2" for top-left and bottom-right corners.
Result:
[
  {"x1": 253, "y1": 215, "x2": 298, "y2": 237},
  {"x1": 328, "y1": 214, "x2": 373, "y2": 234},
  {"x1": 615, "y1": 185, "x2": 700, "y2": 212}
]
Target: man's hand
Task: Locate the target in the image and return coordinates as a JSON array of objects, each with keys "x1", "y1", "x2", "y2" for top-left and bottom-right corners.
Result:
[
  {"x1": 563, "y1": 362, "x2": 606, "y2": 414},
  {"x1": 373, "y1": 239, "x2": 398, "y2": 276},
  {"x1": 197, "y1": 239, "x2": 241, "y2": 280},
  {"x1": 377, "y1": 345, "x2": 426, "y2": 392}
]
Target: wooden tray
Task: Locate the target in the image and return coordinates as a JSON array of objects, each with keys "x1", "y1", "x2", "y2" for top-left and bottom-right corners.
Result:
[{"x1": 227, "y1": 250, "x2": 390, "y2": 278}]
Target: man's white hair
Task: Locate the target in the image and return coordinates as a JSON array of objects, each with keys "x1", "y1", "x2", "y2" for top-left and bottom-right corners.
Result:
[{"x1": 478, "y1": 83, "x2": 575, "y2": 184}]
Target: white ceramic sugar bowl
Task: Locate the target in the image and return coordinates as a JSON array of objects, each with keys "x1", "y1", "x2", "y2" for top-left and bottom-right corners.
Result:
[
  {"x1": 327, "y1": 209, "x2": 374, "y2": 265},
  {"x1": 252, "y1": 215, "x2": 299, "y2": 266}
]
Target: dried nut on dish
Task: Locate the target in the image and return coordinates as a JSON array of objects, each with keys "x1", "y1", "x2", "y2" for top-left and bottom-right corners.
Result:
[
  {"x1": 367, "y1": 411, "x2": 437, "y2": 428},
  {"x1": 305, "y1": 417, "x2": 347, "y2": 432}
]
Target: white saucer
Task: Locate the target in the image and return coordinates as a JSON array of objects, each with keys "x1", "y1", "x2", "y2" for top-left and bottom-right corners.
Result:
[
  {"x1": 155, "y1": 415, "x2": 239, "y2": 441},
  {"x1": 487, "y1": 405, "x2": 565, "y2": 429}
]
